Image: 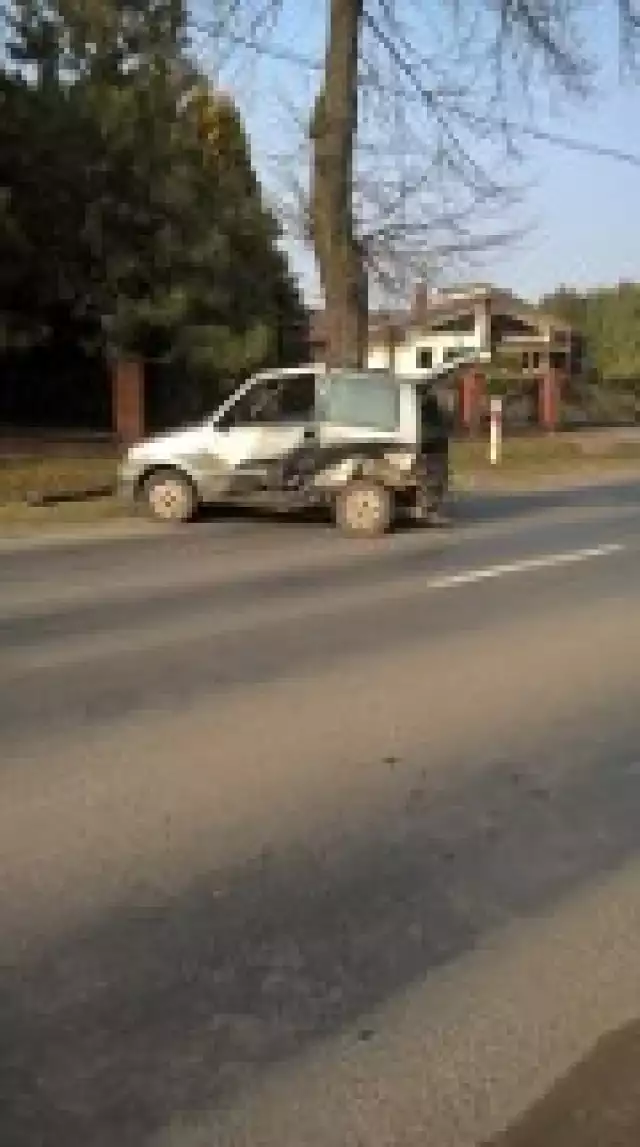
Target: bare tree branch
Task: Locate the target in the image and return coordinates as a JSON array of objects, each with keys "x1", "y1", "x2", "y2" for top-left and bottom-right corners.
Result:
[{"x1": 194, "y1": 0, "x2": 640, "y2": 360}]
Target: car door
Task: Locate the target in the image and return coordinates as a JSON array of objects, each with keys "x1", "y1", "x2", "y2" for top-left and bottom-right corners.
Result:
[{"x1": 212, "y1": 371, "x2": 318, "y2": 479}]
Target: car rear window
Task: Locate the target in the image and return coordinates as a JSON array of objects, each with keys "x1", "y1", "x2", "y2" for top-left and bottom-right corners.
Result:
[{"x1": 322, "y1": 372, "x2": 400, "y2": 432}]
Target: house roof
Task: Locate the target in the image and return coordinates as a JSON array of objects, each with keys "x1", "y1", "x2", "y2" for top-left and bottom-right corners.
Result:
[{"x1": 310, "y1": 285, "x2": 572, "y2": 346}]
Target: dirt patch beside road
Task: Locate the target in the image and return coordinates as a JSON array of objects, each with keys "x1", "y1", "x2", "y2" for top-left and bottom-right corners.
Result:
[
  {"x1": 0, "y1": 452, "x2": 123, "y2": 534},
  {"x1": 0, "y1": 455, "x2": 119, "y2": 502},
  {"x1": 484, "y1": 1022, "x2": 640, "y2": 1147}
]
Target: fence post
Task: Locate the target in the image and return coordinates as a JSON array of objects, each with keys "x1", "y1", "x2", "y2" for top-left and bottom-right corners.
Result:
[
  {"x1": 111, "y1": 358, "x2": 145, "y2": 446},
  {"x1": 489, "y1": 396, "x2": 503, "y2": 464},
  {"x1": 539, "y1": 368, "x2": 561, "y2": 432},
  {"x1": 459, "y1": 367, "x2": 484, "y2": 435}
]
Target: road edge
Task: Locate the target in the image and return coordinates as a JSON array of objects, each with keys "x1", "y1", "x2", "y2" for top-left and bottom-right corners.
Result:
[{"x1": 1, "y1": 470, "x2": 638, "y2": 554}]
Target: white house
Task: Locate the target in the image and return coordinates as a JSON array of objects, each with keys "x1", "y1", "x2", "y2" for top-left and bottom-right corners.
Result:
[{"x1": 311, "y1": 283, "x2": 580, "y2": 379}]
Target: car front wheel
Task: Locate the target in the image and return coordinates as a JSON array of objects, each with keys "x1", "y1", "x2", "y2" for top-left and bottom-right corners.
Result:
[
  {"x1": 335, "y1": 481, "x2": 393, "y2": 537},
  {"x1": 143, "y1": 468, "x2": 197, "y2": 523}
]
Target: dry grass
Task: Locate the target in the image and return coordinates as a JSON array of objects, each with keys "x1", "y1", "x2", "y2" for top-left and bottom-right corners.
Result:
[
  {"x1": 0, "y1": 495, "x2": 125, "y2": 532},
  {"x1": 452, "y1": 434, "x2": 640, "y2": 488},
  {"x1": 0, "y1": 454, "x2": 119, "y2": 504},
  {"x1": 0, "y1": 453, "x2": 124, "y2": 535}
]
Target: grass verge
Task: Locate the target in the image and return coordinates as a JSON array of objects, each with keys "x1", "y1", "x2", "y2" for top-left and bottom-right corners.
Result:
[
  {"x1": 452, "y1": 435, "x2": 640, "y2": 489},
  {"x1": 0, "y1": 453, "x2": 126, "y2": 536},
  {"x1": 0, "y1": 454, "x2": 119, "y2": 502},
  {"x1": 0, "y1": 495, "x2": 127, "y2": 535}
]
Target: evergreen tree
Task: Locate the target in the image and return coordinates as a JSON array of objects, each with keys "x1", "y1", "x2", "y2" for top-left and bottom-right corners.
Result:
[{"x1": 0, "y1": 0, "x2": 307, "y2": 421}]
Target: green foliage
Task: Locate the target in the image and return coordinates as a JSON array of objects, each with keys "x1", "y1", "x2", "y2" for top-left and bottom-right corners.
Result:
[
  {"x1": 485, "y1": 372, "x2": 515, "y2": 397},
  {"x1": 541, "y1": 284, "x2": 640, "y2": 386},
  {"x1": 0, "y1": 0, "x2": 307, "y2": 418},
  {"x1": 173, "y1": 321, "x2": 274, "y2": 375}
]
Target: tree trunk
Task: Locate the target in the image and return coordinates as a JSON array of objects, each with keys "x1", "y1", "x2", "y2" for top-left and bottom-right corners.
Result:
[{"x1": 310, "y1": 0, "x2": 366, "y2": 368}]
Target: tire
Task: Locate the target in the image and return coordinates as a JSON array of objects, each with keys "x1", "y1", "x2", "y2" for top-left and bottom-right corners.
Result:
[
  {"x1": 335, "y1": 481, "x2": 393, "y2": 538},
  {"x1": 414, "y1": 479, "x2": 447, "y2": 526},
  {"x1": 142, "y1": 468, "x2": 197, "y2": 523}
]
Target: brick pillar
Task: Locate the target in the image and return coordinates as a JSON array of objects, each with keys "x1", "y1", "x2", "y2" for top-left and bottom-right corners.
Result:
[
  {"x1": 459, "y1": 368, "x2": 485, "y2": 435},
  {"x1": 538, "y1": 368, "x2": 561, "y2": 432},
  {"x1": 112, "y1": 358, "x2": 145, "y2": 445}
]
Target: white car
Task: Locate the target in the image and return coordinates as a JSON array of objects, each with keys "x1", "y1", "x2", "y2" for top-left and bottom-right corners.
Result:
[{"x1": 118, "y1": 361, "x2": 462, "y2": 537}]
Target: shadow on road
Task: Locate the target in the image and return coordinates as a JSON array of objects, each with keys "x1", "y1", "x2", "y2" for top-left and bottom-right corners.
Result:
[
  {"x1": 482, "y1": 1020, "x2": 640, "y2": 1147},
  {"x1": 193, "y1": 474, "x2": 640, "y2": 532},
  {"x1": 455, "y1": 474, "x2": 640, "y2": 526},
  {"x1": 2, "y1": 729, "x2": 640, "y2": 1145}
]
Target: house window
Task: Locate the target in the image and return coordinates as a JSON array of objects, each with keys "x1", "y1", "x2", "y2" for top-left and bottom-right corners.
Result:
[
  {"x1": 416, "y1": 347, "x2": 433, "y2": 370},
  {"x1": 532, "y1": 351, "x2": 540, "y2": 369},
  {"x1": 430, "y1": 312, "x2": 475, "y2": 334},
  {"x1": 522, "y1": 352, "x2": 529, "y2": 369},
  {"x1": 443, "y1": 347, "x2": 461, "y2": 362}
]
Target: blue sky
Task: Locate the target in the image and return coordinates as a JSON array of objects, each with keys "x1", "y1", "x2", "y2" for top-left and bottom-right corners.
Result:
[{"x1": 193, "y1": 1, "x2": 640, "y2": 304}]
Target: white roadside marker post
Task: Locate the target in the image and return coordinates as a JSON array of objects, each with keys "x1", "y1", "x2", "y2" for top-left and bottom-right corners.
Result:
[{"x1": 489, "y1": 396, "x2": 503, "y2": 465}]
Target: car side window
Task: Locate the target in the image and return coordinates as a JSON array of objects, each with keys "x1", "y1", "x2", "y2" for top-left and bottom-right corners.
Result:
[
  {"x1": 249, "y1": 382, "x2": 281, "y2": 423},
  {"x1": 218, "y1": 386, "x2": 262, "y2": 428},
  {"x1": 274, "y1": 374, "x2": 317, "y2": 421},
  {"x1": 243, "y1": 374, "x2": 316, "y2": 424},
  {"x1": 323, "y1": 372, "x2": 400, "y2": 431},
  {"x1": 218, "y1": 374, "x2": 317, "y2": 428}
]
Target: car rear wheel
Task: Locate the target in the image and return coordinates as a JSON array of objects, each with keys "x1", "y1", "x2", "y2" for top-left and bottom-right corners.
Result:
[
  {"x1": 335, "y1": 481, "x2": 393, "y2": 537},
  {"x1": 143, "y1": 469, "x2": 197, "y2": 523}
]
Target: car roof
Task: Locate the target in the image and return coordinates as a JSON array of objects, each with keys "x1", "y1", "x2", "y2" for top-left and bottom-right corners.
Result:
[
  {"x1": 252, "y1": 353, "x2": 487, "y2": 387},
  {"x1": 253, "y1": 365, "x2": 321, "y2": 380}
]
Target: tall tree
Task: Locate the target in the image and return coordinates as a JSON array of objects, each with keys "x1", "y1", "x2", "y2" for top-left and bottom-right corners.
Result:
[
  {"x1": 0, "y1": 0, "x2": 307, "y2": 418},
  {"x1": 310, "y1": 0, "x2": 365, "y2": 367},
  {"x1": 206, "y1": 0, "x2": 639, "y2": 366}
]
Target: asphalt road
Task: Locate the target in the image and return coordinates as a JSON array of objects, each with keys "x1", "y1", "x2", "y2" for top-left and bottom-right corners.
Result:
[{"x1": 1, "y1": 477, "x2": 640, "y2": 1147}]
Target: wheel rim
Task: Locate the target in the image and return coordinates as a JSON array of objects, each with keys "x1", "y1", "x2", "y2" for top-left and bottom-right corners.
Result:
[
  {"x1": 148, "y1": 478, "x2": 188, "y2": 520},
  {"x1": 346, "y1": 488, "x2": 383, "y2": 531}
]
